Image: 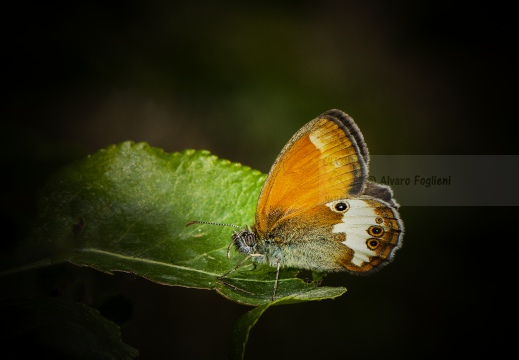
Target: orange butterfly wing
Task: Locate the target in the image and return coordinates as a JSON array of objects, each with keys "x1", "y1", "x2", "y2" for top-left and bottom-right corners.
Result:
[{"x1": 255, "y1": 109, "x2": 369, "y2": 234}]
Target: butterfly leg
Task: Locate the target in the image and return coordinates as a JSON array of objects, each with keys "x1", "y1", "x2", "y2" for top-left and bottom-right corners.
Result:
[
  {"x1": 272, "y1": 259, "x2": 281, "y2": 301},
  {"x1": 218, "y1": 254, "x2": 270, "y2": 297},
  {"x1": 218, "y1": 255, "x2": 252, "y2": 280},
  {"x1": 217, "y1": 255, "x2": 258, "y2": 295},
  {"x1": 216, "y1": 279, "x2": 255, "y2": 295}
]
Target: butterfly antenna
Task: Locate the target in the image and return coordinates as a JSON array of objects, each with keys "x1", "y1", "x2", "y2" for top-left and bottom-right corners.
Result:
[{"x1": 185, "y1": 220, "x2": 241, "y2": 228}]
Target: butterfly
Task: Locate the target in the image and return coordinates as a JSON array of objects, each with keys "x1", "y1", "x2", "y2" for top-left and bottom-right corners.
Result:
[{"x1": 188, "y1": 109, "x2": 404, "y2": 300}]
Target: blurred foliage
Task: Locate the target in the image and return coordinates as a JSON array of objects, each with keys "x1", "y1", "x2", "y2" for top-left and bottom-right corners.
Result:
[{"x1": 1, "y1": 298, "x2": 139, "y2": 360}]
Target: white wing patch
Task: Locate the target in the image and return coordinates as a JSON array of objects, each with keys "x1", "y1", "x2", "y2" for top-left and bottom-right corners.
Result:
[
  {"x1": 309, "y1": 131, "x2": 325, "y2": 152},
  {"x1": 327, "y1": 199, "x2": 383, "y2": 266}
]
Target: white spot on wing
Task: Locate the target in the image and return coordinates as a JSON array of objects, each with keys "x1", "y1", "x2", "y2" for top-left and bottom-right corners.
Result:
[
  {"x1": 328, "y1": 199, "x2": 384, "y2": 266},
  {"x1": 309, "y1": 131, "x2": 325, "y2": 151}
]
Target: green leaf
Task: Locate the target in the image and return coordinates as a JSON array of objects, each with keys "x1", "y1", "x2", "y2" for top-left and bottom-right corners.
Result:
[
  {"x1": 8, "y1": 141, "x2": 345, "y2": 306},
  {"x1": 230, "y1": 287, "x2": 346, "y2": 360},
  {"x1": 0, "y1": 297, "x2": 138, "y2": 359}
]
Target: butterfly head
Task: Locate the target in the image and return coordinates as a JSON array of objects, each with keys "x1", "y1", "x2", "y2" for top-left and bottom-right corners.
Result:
[{"x1": 230, "y1": 226, "x2": 259, "y2": 257}]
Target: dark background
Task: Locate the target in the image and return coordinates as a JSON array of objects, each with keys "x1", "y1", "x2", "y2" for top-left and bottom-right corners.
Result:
[{"x1": 2, "y1": 1, "x2": 518, "y2": 359}]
